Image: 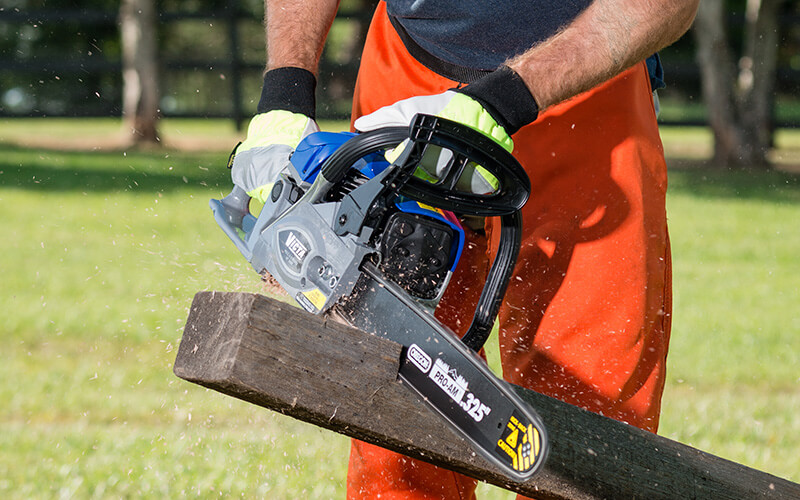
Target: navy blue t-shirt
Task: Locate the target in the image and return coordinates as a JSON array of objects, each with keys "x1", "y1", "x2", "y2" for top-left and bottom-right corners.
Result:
[
  {"x1": 385, "y1": 0, "x2": 665, "y2": 90},
  {"x1": 385, "y1": 0, "x2": 593, "y2": 71}
]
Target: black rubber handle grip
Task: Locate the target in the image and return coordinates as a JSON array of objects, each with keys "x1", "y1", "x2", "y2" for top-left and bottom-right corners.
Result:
[{"x1": 460, "y1": 211, "x2": 522, "y2": 352}]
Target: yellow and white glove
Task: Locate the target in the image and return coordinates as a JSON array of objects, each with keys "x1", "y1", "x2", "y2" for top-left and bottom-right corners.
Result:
[
  {"x1": 230, "y1": 68, "x2": 319, "y2": 204},
  {"x1": 355, "y1": 91, "x2": 515, "y2": 152},
  {"x1": 354, "y1": 66, "x2": 539, "y2": 194}
]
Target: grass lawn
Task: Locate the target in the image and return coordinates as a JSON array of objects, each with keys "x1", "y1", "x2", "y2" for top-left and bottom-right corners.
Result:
[{"x1": 1, "y1": 118, "x2": 798, "y2": 498}]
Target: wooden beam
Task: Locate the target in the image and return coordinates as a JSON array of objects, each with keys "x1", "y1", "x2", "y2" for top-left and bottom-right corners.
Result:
[{"x1": 174, "y1": 291, "x2": 800, "y2": 499}]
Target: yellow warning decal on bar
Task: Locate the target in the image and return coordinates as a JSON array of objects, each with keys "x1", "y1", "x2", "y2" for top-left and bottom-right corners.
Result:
[{"x1": 496, "y1": 412, "x2": 543, "y2": 473}]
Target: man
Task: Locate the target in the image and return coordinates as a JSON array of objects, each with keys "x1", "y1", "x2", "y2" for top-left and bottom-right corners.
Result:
[{"x1": 230, "y1": 1, "x2": 699, "y2": 498}]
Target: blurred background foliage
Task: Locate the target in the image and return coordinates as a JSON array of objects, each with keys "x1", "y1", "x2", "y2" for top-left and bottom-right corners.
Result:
[
  {"x1": 0, "y1": 0, "x2": 372, "y2": 120},
  {"x1": 0, "y1": 0, "x2": 798, "y2": 126}
]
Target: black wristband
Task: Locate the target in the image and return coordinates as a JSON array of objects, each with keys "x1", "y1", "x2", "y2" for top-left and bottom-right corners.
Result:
[
  {"x1": 458, "y1": 66, "x2": 539, "y2": 135},
  {"x1": 256, "y1": 67, "x2": 317, "y2": 119}
]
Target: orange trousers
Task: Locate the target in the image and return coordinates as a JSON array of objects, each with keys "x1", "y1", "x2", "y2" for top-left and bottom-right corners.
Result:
[{"x1": 347, "y1": 4, "x2": 672, "y2": 499}]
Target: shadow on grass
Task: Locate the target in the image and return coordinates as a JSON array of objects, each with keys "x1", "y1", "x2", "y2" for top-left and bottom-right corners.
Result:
[
  {"x1": 3, "y1": 143, "x2": 799, "y2": 205},
  {"x1": 0, "y1": 143, "x2": 231, "y2": 193},
  {"x1": 667, "y1": 158, "x2": 800, "y2": 204}
]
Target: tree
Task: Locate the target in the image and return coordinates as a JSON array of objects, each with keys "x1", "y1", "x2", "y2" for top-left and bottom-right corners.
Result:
[
  {"x1": 692, "y1": 0, "x2": 784, "y2": 168},
  {"x1": 120, "y1": 0, "x2": 160, "y2": 145}
]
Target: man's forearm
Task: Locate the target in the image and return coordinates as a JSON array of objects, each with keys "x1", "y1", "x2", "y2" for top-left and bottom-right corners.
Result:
[
  {"x1": 508, "y1": 0, "x2": 699, "y2": 110},
  {"x1": 265, "y1": 0, "x2": 341, "y2": 74}
]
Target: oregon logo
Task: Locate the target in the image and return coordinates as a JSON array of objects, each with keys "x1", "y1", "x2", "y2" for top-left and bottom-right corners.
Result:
[{"x1": 408, "y1": 344, "x2": 432, "y2": 373}]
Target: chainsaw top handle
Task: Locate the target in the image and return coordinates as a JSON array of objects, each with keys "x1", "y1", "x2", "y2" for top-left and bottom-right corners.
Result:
[
  {"x1": 320, "y1": 114, "x2": 530, "y2": 218},
  {"x1": 397, "y1": 114, "x2": 530, "y2": 217}
]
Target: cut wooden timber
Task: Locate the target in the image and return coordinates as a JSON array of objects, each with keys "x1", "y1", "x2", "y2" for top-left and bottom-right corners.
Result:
[{"x1": 174, "y1": 291, "x2": 800, "y2": 499}]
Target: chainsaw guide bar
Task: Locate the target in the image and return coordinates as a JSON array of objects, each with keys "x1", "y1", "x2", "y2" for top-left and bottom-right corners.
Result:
[{"x1": 338, "y1": 263, "x2": 547, "y2": 478}]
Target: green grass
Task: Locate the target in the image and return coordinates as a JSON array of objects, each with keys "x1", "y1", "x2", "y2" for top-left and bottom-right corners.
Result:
[
  {"x1": 1, "y1": 119, "x2": 799, "y2": 498},
  {"x1": 659, "y1": 165, "x2": 800, "y2": 482}
]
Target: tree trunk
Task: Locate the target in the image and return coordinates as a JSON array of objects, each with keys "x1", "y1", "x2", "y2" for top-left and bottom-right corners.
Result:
[
  {"x1": 693, "y1": 0, "x2": 744, "y2": 166},
  {"x1": 692, "y1": 0, "x2": 783, "y2": 168},
  {"x1": 120, "y1": 0, "x2": 160, "y2": 145},
  {"x1": 737, "y1": 0, "x2": 781, "y2": 167}
]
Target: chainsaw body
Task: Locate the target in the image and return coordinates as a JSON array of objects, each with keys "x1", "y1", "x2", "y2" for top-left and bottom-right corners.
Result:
[{"x1": 211, "y1": 114, "x2": 548, "y2": 479}]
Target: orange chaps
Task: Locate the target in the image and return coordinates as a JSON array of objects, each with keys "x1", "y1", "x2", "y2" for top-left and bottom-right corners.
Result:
[{"x1": 347, "y1": 5, "x2": 672, "y2": 499}]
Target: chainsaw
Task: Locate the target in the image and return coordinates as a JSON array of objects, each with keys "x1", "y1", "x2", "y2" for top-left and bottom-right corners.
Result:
[{"x1": 210, "y1": 114, "x2": 548, "y2": 480}]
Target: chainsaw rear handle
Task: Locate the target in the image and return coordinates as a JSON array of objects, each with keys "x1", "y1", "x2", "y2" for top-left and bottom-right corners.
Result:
[{"x1": 209, "y1": 185, "x2": 255, "y2": 261}]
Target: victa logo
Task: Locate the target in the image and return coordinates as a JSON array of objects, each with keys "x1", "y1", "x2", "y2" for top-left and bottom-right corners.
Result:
[
  {"x1": 285, "y1": 231, "x2": 308, "y2": 262},
  {"x1": 278, "y1": 229, "x2": 311, "y2": 274}
]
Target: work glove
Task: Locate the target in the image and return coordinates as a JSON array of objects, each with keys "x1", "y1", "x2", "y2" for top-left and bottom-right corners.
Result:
[
  {"x1": 354, "y1": 66, "x2": 539, "y2": 194},
  {"x1": 230, "y1": 68, "x2": 319, "y2": 203}
]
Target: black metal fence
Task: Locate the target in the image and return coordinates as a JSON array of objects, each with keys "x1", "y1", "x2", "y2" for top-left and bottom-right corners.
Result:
[{"x1": 1, "y1": 4, "x2": 799, "y2": 127}]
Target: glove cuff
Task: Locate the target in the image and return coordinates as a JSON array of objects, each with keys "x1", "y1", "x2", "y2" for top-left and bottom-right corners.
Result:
[
  {"x1": 257, "y1": 67, "x2": 317, "y2": 119},
  {"x1": 458, "y1": 66, "x2": 538, "y2": 135}
]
